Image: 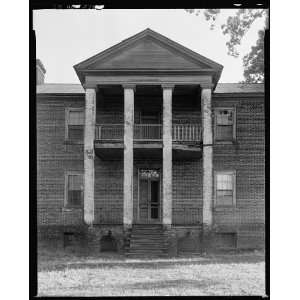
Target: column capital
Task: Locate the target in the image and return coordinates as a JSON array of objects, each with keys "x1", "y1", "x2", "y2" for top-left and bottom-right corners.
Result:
[
  {"x1": 122, "y1": 83, "x2": 136, "y2": 91},
  {"x1": 161, "y1": 84, "x2": 175, "y2": 91},
  {"x1": 200, "y1": 83, "x2": 213, "y2": 90},
  {"x1": 83, "y1": 83, "x2": 98, "y2": 91}
]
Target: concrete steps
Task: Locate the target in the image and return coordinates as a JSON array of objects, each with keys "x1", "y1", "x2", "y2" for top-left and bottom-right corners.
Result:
[{"x1": 126, "y1": 224, "x2": 168, "y2": 257}]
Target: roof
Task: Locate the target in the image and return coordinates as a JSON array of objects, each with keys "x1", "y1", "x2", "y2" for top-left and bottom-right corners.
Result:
[
  {"x1": 214, "y1": 83, "x2": 264, "y2": 94},
  {"x1": 36, "y1": 83, "x2": 264, "y2": 95}
]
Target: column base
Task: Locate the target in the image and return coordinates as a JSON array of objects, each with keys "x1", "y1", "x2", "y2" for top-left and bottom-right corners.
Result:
[
  {"x1": 200, "y1": 224, "x2": 214, "y2": 253},
  {"x1": 123, "y1": 224, "x2": 132, "y2": 252},
  {"x1": 163, "y1": 225, "x2": 177, "y2": 257},
  {"x1": 83, "y1": 225, "x2": 100, "y2": 254}
]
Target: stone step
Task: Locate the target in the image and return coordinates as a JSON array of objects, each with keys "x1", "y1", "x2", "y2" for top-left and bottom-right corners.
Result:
[
  {"x1": 125, "y1": 254, "x2": 168, "y2": 258},
  {"x1": 129, "y1": 243, "x2": 167, "y2": 247},
  {"x1": 130, "y1": 239, "x2": 165, "y2": 245},
  {"x1": 130, "y1": 242, "x2": 167, "y2": 246},
  {"x1": 129, "y1": 249, "x2": 167, "y2": 253},
  {"x1": 127, "y1": 225, "x2": 167, "y2": 256},
  {"x1": 130, "y1": 237, "x2": 165, "y2": 240}
]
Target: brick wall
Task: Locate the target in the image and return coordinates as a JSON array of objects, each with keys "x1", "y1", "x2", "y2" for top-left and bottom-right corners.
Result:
[
  {"x1": 37, "y1": 91, "x2": 265, "y2": 249},
  {"x1": 172, "y1": 159, "x2": 202, "y2": 225},
  {"x1": 212, "y1": 94, "x2": 265, "y2": 248},
  {"x1": 94, "y1": 158, "x2": 123, "y2": 224}
]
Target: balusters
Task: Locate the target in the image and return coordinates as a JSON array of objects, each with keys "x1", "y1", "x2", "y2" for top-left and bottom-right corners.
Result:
[{"x1": 95, "y1": 124, "x2": 202, "y2": 142}]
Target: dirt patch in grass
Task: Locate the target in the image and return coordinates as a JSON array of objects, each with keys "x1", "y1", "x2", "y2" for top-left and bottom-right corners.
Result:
[{"x1": 37, "y1": 248, "x2": 265, "y2": 296}]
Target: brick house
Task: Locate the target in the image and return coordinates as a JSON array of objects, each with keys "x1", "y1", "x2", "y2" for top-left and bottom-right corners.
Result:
[{"x1": 37, "y1": 29, "x2": 265, "y2": 256}]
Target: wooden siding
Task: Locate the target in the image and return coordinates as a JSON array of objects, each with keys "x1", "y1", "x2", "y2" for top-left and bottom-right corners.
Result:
[
  {"x1": 88, "y1": 37, "x2": 208, "y2": 70},
  {"x1": 37, "y1": 95, "x2": 85, "y2": 226}
]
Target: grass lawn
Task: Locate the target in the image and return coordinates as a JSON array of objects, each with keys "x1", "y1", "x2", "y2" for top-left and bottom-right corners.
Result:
[{"x1": 37, "y1": 248, "x2": 265, "y2": 296}]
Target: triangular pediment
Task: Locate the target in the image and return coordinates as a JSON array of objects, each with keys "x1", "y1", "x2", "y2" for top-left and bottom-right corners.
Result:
[
  {"x1": 75, "y1": 29, "x2": 222, "y2": 70},
  {"x1": 86, "y1": 36, "x2": 211, "y2": 70},
  {"x1": 74, "y1": 28, "x2": 223, "y2": 85}
]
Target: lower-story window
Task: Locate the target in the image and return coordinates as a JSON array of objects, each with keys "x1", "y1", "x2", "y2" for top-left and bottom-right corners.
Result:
[
  {"x1": 214, "y1": 171, "x2": 236, "y2": 207},
  {"x1": 65, "y1": 172, "x2": 84, "y2": 207}
]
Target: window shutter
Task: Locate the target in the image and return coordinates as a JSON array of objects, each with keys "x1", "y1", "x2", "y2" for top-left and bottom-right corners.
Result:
[
  {"x1": 69, "y1": 110, "x2": 84, "y2": 125},
  {"x1": 215, "y1": 109, "x2": 235, "y2": 141},
  {"x1": 216, "y1": 110, "x2": 233, "y2": 125},
  {"x1": 68, "y1": 110, "x2": 84, "y2": 140},
  {"x1": 67, "y1": 174, "x2": 84, "y2": 207},
  {"x1": 215, "y1": 172, "x2": 235, "y2": 207}
]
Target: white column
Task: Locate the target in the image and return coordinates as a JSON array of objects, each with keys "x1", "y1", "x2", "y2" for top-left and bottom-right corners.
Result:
[
  {"x1": 84, "y1": 87, "x2": 97, "y2": 225},
  {"x1": 201, "y1": 85, "x2": 213, "y2": 228},
  {"x1": 162, "y1": 84, "x2": 174, "y2": 226},
  {"x1": 123, "y1": 84, "x2": 135, "y2": 226}
]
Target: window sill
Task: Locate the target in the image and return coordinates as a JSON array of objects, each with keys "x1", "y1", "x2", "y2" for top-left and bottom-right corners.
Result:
[
  {"x1": 214, "y1": 206, "x2": 236, "y2": 212},
  {"x1": 214, "y1": 140, "x2": 236, "y2": 145},
  {"x1": 62, "y1": 206, "x2": 83, "y2": 211},
  {"x1": 64, "y1": 140, "x2": 84, "y2": 145}
]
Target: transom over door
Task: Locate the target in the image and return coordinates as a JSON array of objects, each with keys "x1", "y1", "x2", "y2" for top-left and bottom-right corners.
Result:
[{"x1": 138, "y1": 169, "x2": 161, "y2": 223}]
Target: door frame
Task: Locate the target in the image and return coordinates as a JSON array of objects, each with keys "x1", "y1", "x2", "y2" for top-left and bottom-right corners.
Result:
[{"x1": 137, "y1": 167, "x2": 162, "y2": 224}]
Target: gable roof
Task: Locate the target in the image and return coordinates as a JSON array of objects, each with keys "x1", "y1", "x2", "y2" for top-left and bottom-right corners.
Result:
[
  {"x1": 36, "y1": 83, "x2": 264, "y2": 95},
  {"x1": 74, "y1": 28, "x2": 223, "y2": 87}
]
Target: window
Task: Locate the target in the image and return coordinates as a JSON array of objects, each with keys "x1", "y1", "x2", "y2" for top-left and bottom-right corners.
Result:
[
  {"x1": 214, "y1": 108, "x2": 235, "y2": 142},
  {"x1": 215, "y1": 171, "x2": 236, "y2": 207},
  {"x1": 65, "y1": 172, "x2": 84, "y2": 207},
  {"x1": 66, "y1": 108, "x2": 84, "y2": 140}
]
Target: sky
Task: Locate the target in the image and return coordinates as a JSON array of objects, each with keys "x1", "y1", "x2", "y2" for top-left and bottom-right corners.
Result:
[{"x1": 33, "y1": 9, "x2": 265, "y2": 84}]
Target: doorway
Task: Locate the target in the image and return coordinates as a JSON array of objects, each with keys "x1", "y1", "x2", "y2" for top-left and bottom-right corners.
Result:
[{"x1": 138, "y1": 169, "x2": 161, "y2": 223}]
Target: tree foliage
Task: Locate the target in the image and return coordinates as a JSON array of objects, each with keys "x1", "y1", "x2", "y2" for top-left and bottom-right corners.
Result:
[
  {"x1": 186, "y1": 9, "x2": 268, "y2": 83},
  {"x1": 243, "y1": 30, "x2": 264, "y2": 83}
]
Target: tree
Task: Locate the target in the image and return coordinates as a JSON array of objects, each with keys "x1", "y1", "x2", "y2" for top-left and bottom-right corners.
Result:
[{"x1": 186, "y1": 9, "x2": 268, "y2": 83}]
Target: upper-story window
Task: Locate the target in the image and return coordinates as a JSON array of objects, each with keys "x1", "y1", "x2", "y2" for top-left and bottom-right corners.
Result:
[
  {"x1": 65, "y1": 172, "x2": 84, "y2": 207},
  {"x1": 66, "y1": 108, "x2": 84, "y2": 141},
  {"x1": 214, "y1": 171, "x2": 236, "y2": 207},
  {"x1": 214, "y1": 108, "x2": 236, "y2": 142}
]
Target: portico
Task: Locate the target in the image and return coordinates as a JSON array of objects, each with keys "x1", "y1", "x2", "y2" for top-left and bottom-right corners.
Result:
[{"x1": 74, "y1": 28, "x2": 223, "y2": 231}]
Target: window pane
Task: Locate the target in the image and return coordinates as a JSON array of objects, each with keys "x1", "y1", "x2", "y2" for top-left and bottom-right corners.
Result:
[
  {"x1": 216, "y1": 110, "x2": 233, "y2": 125},
  {"x1": 69, "y1": 110, "x2": 84, "y2": 125},
  {"x1": 216, "y1": 125, "x2": 233, "y2": 140},
  {"x1": 68, "y1": 125, "x2": 84, "y2": 140},
  {"x1": 68, "y1": 174, "x2": 83, "y2": 190},
  {"x1": 216, "y1": 190, "x2": 233, "y2": 206},
  {"x1": 217, "y1": 174, "x2": 233, "y2": 190},
  {"x1": 68, "y1": 190, "x2": 82, "y2": 206}
]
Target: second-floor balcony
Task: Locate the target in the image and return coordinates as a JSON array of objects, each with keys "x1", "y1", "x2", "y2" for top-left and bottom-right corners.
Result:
[{"x1": 95, "y1": 124, "x2": 202, "y2": 143}]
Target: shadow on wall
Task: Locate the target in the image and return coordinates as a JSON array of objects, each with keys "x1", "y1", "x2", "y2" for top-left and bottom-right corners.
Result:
[{"x1": 100, "y1": 230, "x2": 118, "y2": 252}]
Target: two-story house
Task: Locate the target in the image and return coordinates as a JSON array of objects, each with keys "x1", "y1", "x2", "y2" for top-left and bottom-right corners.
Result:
[{"x1": 37, "y1": 29, "x2": 265, "y2": 256}]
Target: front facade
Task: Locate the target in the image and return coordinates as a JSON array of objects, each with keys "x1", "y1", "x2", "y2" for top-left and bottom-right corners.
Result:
[{"x1": 37, "y1": 29, "x2": 265, "y2": 255}]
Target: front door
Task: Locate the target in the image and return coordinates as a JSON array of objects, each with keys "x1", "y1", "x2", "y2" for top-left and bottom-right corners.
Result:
[{"x1": 138, "y1": 169, "x2": 161, "y2": 223}]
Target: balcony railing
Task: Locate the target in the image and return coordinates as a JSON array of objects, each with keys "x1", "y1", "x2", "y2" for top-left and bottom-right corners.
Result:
[
  {"x1": 172, "y1": 124, "x2": 202, "y2": 142},
  {"x1": 95, "y1": 124, "x2": 202, "y2": 142},
  {"x1": 134, "y1": 124, "x2": 162, "y2": 141},
  {"x1": 95, "y1": 124, "x2": 124, "y2": 141}
]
